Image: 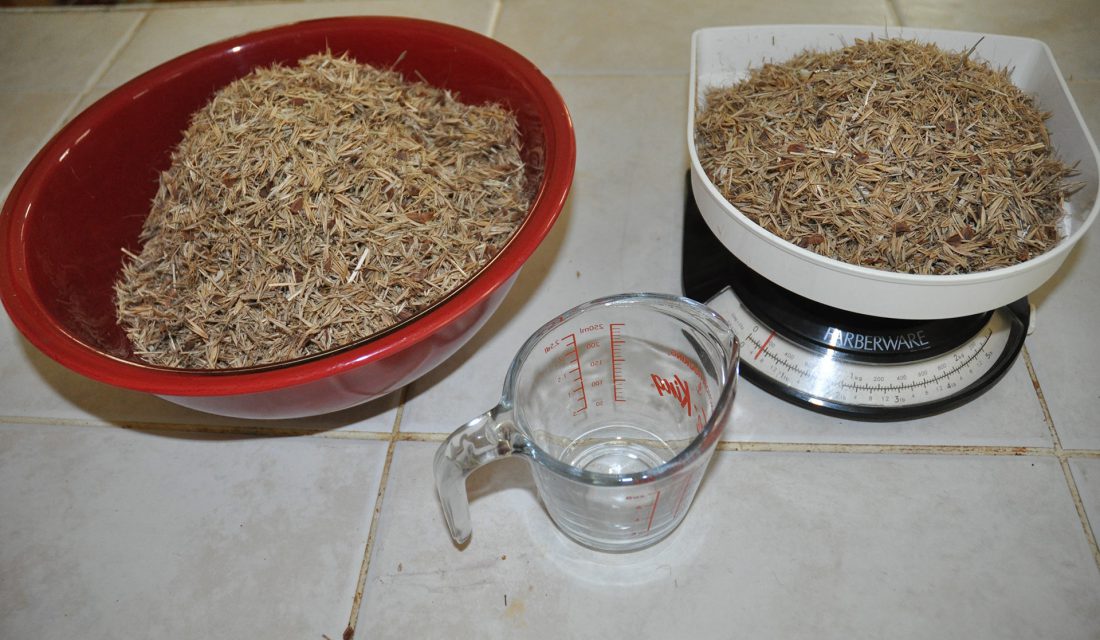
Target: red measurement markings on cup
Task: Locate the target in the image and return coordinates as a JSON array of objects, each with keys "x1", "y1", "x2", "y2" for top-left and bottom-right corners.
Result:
[
  {"x1": 563, "y1": 333, "x2": 588, "y2": 415},
  {"x1": 626, "y1": 490, "x2": 662, "y2": 534},
  {"x1": 609, "y1": 323, "x2": 626, "y2": 403},
  {"x1": 646, "y1": 490, "x2": 662, "y2": 532}
]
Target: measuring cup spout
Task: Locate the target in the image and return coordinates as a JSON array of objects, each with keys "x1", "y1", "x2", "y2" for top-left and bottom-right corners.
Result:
[{"x1": 434, "y1": 404, "x2": 521, "y2": 545}]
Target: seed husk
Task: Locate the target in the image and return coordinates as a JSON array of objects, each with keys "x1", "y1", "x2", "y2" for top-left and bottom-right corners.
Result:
[
  {"x1": 114, "y1": 52, "x2": 531, "y2": 369},
  {"x1": 695, "y1": 38, "x2": 1077, "y2": 275}
]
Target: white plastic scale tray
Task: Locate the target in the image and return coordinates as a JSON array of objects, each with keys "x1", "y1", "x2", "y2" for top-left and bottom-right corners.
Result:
[{"x1": 687, "y1": 25, "x2": 1100, "y2": 319}]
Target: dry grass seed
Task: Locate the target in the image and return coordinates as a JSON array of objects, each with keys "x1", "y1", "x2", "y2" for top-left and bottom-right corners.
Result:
[
  {"x1": 115, "y1": 52, "x2": 530, "y2": 369},
  {"x1": 695, "y1": 38, "x2": 1077, "y2": 275}
]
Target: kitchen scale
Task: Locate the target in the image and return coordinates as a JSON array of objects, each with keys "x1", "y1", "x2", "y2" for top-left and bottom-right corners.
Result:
[{"x1": 681, "y1": 175, "x2": 1032, "y2": 421}]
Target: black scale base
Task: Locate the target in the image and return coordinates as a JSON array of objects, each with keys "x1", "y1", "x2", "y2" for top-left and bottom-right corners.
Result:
[{"x1": 679, "y1": 173, "x2": 1029, "y2": 420}]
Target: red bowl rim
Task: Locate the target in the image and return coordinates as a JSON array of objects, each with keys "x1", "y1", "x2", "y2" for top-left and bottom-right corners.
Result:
[{"x1": 0, "y1": 16, "x2": 575, "y2": 396}]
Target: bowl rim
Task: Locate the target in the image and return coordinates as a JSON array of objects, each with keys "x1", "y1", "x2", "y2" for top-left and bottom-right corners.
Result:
[
  {"x1": 687, "y1": 25, "x2": 1100, "y2": 291},
  {"x1": 0, "y1": 16, "x2": 576, "y2": 396}
]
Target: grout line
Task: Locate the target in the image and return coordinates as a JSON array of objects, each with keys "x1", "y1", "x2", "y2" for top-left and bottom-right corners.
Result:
[
  {"x1": 1022, "y1": 346, "x2": 1063, "y2": 450},
  {"x1": 0, "y1": 7, "x2": 146, "y2": 198},
  {"x1": 545, "y1": 69, "x2": 688, "y2": 78},
  {"x1": 0, "y1": 415, "x2": 394, "y2": 440},
  {"x1": 342, "y1": 386, "x2": 407, "y2": 640},
  {"x1": 716, "y1": 441, "x2": 1057, "y2": 456},
  {"x1": 118, "y1": 422, "x2": 394, "y2": 440},
  {"x1": 394, "y1": 431, "x2": 448, "y2": 442},
  {"x1": 54, "y1": 8, "x2": 147, "y2": 124},
  {"x1": 0, "y1": 0, "x2": 318, "y2": 12},
  {"x1": 1022, "y1": 346, "x2": 1100, "y2": 573},
  {"x1": 0, "y1": 416, "x2": 124, "y2": 429},
  {"x1": 1063, "y1": 450, "x2": 1100, "y2": 459},
  {"x1": 1059, "y1": 457, "x2": 1100, "y2": 572},
  {"x1": 486, "y1": 0, "x2": 503, "y2": 38},
  {"x1": 368, "y1": 430, "x2": 1100, "y2": 457},
  {"x1": 883, "y1": 0, "x2": 904, "y2": 27},
  {"x1": 5, "y1": 416, "x2": 1100, "y2": 456},
  {"x1": 0, "y1": 5, "x2": 127, "y2": 13}
]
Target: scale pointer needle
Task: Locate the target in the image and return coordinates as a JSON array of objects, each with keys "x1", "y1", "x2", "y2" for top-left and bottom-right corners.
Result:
[{"x1": 754, "y1": 330, "x2": 776, "y2": 361}]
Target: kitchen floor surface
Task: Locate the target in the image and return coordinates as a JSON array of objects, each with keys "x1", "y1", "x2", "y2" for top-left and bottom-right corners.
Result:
[{"x1": 2, "y1": 1, "x2": 1099, "y2": 638}]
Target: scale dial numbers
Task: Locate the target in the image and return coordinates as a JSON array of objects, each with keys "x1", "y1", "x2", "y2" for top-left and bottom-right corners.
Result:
[{"x1": 707, "y1": 288, "x2": 1028, "y2": 420}]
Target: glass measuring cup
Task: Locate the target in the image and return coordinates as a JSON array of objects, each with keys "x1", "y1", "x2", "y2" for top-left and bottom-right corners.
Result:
[{"x1": 434, "y1": 292, "x2": 739, "y2": 552}]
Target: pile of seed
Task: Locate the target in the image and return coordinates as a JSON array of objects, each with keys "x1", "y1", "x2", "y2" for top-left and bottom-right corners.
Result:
[
  {"x1": 115, "y1": 52, "x2": 531, "y2": 369},
  {"x1": 695, "y1": 38, "x2": 1076, "y2": 275}
]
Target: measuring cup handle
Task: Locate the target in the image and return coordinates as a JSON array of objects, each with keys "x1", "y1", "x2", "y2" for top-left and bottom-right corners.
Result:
[{"x1": 434, "y1": 405, "x2": 521, "y2": 545}]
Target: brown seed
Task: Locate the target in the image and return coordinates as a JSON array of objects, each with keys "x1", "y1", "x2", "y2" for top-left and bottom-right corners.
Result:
[{"x1": 799, "y1": 233, "x2": 826, "y2": 247}]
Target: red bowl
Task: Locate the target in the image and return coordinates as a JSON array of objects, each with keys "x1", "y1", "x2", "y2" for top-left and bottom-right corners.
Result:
[{"x1": 0, "y1": 17, "x2": 575, "y2": 419}]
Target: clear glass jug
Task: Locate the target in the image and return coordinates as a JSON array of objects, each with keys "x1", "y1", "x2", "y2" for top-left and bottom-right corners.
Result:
[{"x1": 434, "y1": 292, "x2": 739, "y2": 552}]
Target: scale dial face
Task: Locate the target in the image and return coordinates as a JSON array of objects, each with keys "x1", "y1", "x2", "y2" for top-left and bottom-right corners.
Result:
[
  {"x1": 682, "y1": 173, "x2": 1031, "y2": 421},
  {"x1": 706, "y1": 288, "x2": 1029, "y2": 420}
]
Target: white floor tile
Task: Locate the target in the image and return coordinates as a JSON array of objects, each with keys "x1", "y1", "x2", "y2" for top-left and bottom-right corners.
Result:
[
  {"x1": 0, "y1": 315, "x2": 401, "y2": 432},
  {"x1": 494, "y1": 0, "x2": 897, "y2": 75},
  {"x1": 0, "y1": 422, "x2": 386, "y2": 640},
  {"x1": 1028, "y1": 230, "x2": 1100, "y2": 450},
  {"x1": 359, "y1": 442, "x2": 1100, "y2": 639},
  {"x1": 893, "y1": 0, "x2": 1100, "y2": 81},
  {"x1": 0, "y1": 90, "x2": 76, "y2": 194},
  {"x1": 1068, "y1": 457, "x2": 1100, "y2": 551},
  {"x1": 97, "y1": 0, "x2": 497, "y2": 89},
  {"x1": 1066, "y1": 81, "x2": 1100, "y2": 140},
  {"x1": 0, "y1": 10, "x2": 143, "y2": 91}
]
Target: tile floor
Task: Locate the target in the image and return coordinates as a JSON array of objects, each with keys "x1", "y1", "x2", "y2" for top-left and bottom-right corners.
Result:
[{"x1": 1, "y1": 1, "x2": 1098, "y2": 638}]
